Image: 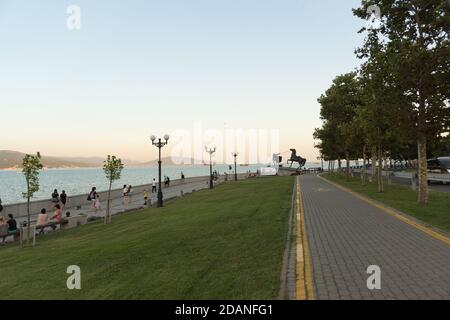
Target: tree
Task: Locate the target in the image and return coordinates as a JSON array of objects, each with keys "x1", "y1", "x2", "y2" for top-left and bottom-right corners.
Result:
[
  {"x1": 103, "y1": 155, "x2": 124, "y2": 224},
  {"x1": 316, "y1": 72, "x2": 364, "y2": 179},
  {"x1": 354, "y1": 0, "x2": 450, "y2": 203},
  {"x1": 22, "y1": 153, "x2": 43, "y2": 244}
]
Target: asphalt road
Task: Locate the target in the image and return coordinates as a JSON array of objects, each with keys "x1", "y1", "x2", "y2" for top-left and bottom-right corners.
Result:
[{"x1": 352, "y1": 172, "x2": 450, "y2": 193}]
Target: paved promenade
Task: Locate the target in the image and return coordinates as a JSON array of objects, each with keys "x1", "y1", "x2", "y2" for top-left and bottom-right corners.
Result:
[{"x1": 300, "y1": 174, "x2": 450, "y2": 300}]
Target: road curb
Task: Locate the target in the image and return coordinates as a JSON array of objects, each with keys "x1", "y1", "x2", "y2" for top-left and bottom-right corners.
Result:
[{"x1": 295, "y1": 176, "x2": 315, "y2": 300}]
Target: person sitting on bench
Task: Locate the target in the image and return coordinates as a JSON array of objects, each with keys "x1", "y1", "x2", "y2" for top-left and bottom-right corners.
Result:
[
  {"x1": 36, "y1": 208, "x2": 48, "y2": 231},
  {"x1": 50, "y1": 204, "x2": 63, "y2": 229},
  {"x1": 7, "y1": 214, "x2": 18, "y2": 235}
]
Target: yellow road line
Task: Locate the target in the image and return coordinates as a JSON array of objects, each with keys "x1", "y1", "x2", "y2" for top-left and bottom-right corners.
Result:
[
  {"x1": 319, "y1": 175, "x2": 450, "y2": 247},
  {"x1": 296, "y1": 176, "x2": 315, "y2": 300}
]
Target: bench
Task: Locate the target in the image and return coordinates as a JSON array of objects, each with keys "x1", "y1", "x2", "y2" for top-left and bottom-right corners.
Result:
[{"x1": 35, "y1": 219, "x2": 69, "y2": 234}]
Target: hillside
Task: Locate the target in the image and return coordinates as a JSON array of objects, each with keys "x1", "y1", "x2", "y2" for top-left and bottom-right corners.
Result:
[{"x1": 0, "y1": 150, "x2": 141, "y2": 169}]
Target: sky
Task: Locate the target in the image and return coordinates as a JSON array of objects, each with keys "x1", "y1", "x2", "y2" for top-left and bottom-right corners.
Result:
[{"x1": 0, "y1": 0, "x2": 366, "y2": 164}]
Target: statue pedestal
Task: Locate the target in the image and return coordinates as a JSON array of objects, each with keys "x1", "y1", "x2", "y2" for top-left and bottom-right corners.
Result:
[{"x1": 278, "y1": 167, "x2": 303, "y2": 176}]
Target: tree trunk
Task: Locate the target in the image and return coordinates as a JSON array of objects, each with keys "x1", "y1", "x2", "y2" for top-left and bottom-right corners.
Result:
[
  {"x1": 371, "y1": 147, "x2": 377, "y2": 182},
  {"x1": 105, "y1": 181, "x2": 112, "y2": 224},
  {"x1": 27, "y1": 180, "x2": 30, "y2": 245},
  {"x1": 346, "y1": 153, "x2": 350, "y2": 180},
  {"x1": 377, "y1": 144, "x2": 384, "y2": 193},
  {"x1": 417, "y1": 131, "x2": 428, "y2": 204},
  {"x1": 362, "y1": 145, "x2": 367, "y2": 186}
]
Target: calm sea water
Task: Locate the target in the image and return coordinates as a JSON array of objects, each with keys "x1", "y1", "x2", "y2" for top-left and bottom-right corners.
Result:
[
  {"x1": 0, "y1": 162, "x2": 322, "y2": 205},
  {"x1": 0, "y1": 164, "x2": 264, "y2": 205}
]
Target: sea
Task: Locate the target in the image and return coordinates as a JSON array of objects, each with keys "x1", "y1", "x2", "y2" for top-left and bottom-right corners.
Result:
[{"x1": 0, "y1": 163, "x2": 317, "y2": 205}]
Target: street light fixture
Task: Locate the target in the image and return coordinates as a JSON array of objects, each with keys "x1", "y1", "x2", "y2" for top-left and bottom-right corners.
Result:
[
  {"x1": 151, "y1": 134, "x2": 169, "y2": 207},
  {"x1": 205, "y1": 147, "x2": 216, "y2": 189},
  {"x1": 231, "y1": 152, "x2": 239, "y2": 181}
]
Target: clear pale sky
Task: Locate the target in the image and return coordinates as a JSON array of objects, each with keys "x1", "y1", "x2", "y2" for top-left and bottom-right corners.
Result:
[{"x1": 0, "y1": 0, "x2": 365, "y2": 162}]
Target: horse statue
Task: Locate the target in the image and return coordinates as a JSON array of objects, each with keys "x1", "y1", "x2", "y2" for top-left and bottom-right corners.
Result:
[{"x1": 287, "y1": 149, "x2": 306, "y2": 169}]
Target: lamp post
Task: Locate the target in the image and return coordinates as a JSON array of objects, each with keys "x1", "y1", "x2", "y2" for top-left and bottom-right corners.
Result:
[
  {"x1": 231, "y1": 152, "x2": 239, "y2": 181},
  {"x1": 205, "y1": 147, "x2": 216, "y2": 189},
  {"x1": 151, "y1": 134, "x2": 169, "y2": 208}
]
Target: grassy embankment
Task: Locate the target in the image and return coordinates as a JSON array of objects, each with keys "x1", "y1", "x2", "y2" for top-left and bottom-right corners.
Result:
[{"x1": 0, "y1": 176, "x2": 294, "y2": 300}]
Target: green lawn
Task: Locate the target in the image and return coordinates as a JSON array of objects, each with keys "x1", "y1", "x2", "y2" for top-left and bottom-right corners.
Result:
[
  {"x1": 323, "y1": 173, "x2": 450, "y2": 233},
  {"x1": 0, "y1": 176, "x2": 294, "y2": 300}
]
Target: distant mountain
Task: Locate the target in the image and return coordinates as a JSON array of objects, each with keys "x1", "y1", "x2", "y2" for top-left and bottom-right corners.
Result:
[
  {"x1": 137, "y1": 157, "x2": 202, "y2": 167},
  {"x1": 0, "y1": 151, "x2": 143, "y2": 170}
]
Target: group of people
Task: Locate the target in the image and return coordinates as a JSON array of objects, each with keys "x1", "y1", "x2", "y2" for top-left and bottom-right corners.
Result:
[
  {"x1": 36, "y1": 204, "x2": 64, "y2": 229},
  {"x1": 51, "y1": 189, "x2": 68, "y2": 210},
  {"x1": 1, "y1": 173, "x2": 188, "y2": 236},
  {"x1": 122, "y1": 185, "x2": 134, "y2": 205},
  {"x1": 0, "y1": 213, "x2": 18, "y2": 241}
]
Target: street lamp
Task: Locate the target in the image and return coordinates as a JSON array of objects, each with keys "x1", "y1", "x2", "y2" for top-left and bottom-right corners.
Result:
[
  {"x1": 231, "y1": 152, "x2": 239, "y2": 181},
  {"x1": 205, "y1": 147, "x2": 216, "y2": 189},
  {"x1": 151, "y1": 134, "x2": 169, "y2": 207}
]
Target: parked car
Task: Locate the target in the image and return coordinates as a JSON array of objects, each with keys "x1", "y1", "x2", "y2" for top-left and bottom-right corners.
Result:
[{"x1": 427, "y1": 157, "x2": 450, "y2": 174}]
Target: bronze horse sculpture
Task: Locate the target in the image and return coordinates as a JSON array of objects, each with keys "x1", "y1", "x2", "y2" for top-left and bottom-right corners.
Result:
[{"x1": 287, "y1": 149, "x2": 306, "y2": 169}]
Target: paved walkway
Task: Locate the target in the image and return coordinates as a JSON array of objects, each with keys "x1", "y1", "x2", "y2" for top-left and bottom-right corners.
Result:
[
  {"x1": 14, "y1": 178, "x2": 215, "y2": 226},
  {"x1": 300, "y1": 174, "x2": 450, "y2": 300}
]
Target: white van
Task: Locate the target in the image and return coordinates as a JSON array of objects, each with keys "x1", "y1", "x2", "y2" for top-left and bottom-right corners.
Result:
[{"x1": 259, "y1": 167, "x2": 278, "y2": 176}]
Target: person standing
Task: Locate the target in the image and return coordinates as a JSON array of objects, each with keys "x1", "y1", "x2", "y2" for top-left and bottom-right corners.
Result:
[
  {"x1": 127, "y1": 185, "x2": 134, "y2": 204},
  {"x1": 88, "y1": 187, "x2": 97, "y2": 209},
  {"x1": 122, "y1": 185, "x2": 129, "y2": 205},
  {"x1": 152, "y1": 179, "x2": 157, "y2": 193},
  {"x1": 181, "y1": 172, "x2": 185, "y2": 184},
  {"x1": 60, "y1": 190, "x2": 68, "y2": 210},
  {"x1": 51, "y1": 189, "x2": 59, "y2": 205}
]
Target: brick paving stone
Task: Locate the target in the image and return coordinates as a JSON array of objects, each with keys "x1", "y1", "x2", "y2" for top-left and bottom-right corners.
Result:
[{"x1": 300, "y1": 175, "x2": 450, "y2": 300}]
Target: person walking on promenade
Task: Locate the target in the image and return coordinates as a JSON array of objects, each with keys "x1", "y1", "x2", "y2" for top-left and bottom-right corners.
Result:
[
  {"x1": 181, "y1": 172, "x2": 185, "y2": 184},
  {"x1": 122, "y1": 185, "x2": 129, "y2": 205},
  {"x1": 0, "y1": 197, "x2": 3, "y2": 213},
  {"x1": 88, "y1": 187, "x2": 97, "y2": 209},
  {"x1": 94, "y1": 194, "x2": 101, "y2": 211},
  {"x1": 127, "y1": 185, "x2": 134, "y2": 204},
  {"x1": 152, "y1": 179, "x2": 157, "y2": 193},
  {"x1": 143, "y1": 189, "x2": 149, "y2": 206},
  {"x1": 51, "y1": 189, "x2": 59, "y2": 205},
  {"x1": 60, "y1": 190, "x2": 68, "y2": 210}
]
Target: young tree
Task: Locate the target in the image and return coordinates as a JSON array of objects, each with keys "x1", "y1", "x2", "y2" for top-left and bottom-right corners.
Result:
[
  {"x1": 22, "y1": 153, "x2": 43, "y2": 243},
  {"x1": 103, "y1": 155, "x2": 124, "y2": 224}
]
